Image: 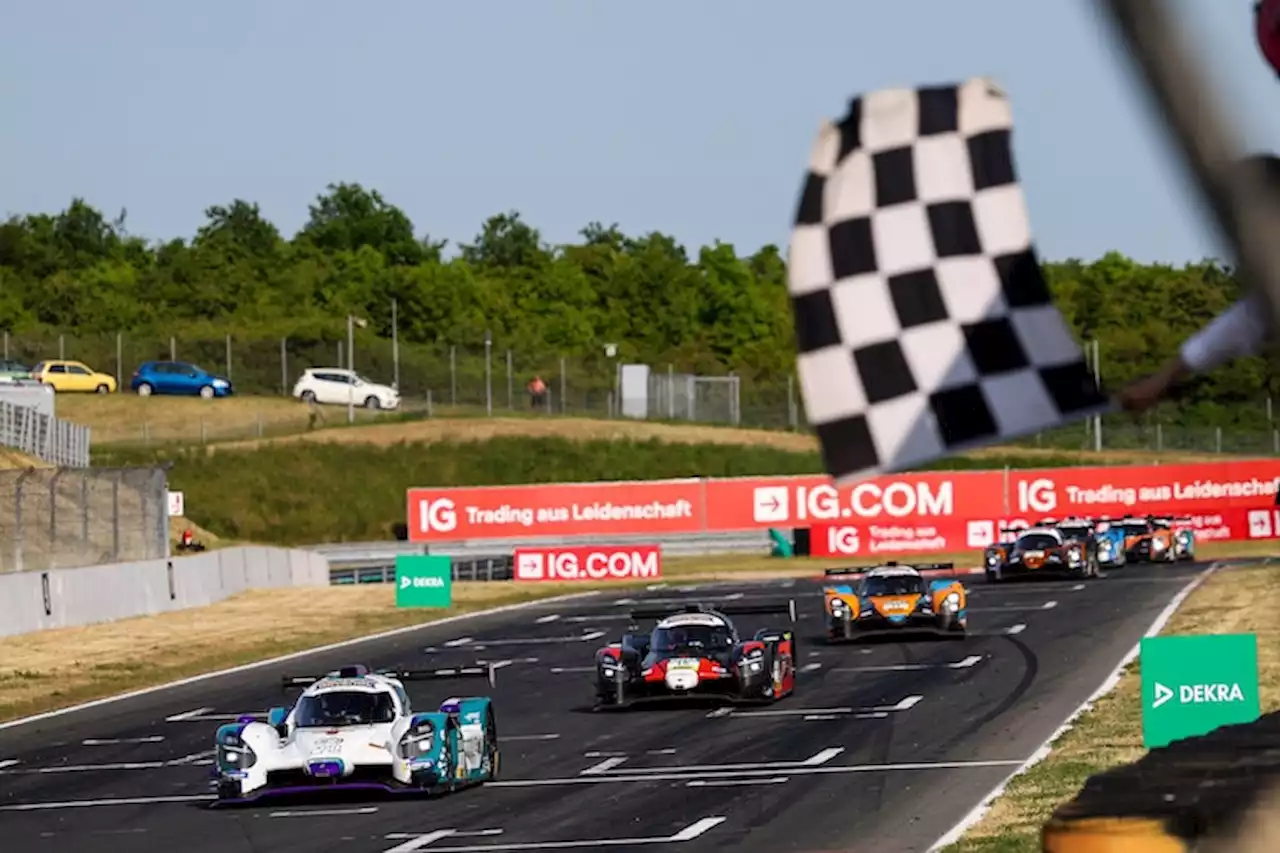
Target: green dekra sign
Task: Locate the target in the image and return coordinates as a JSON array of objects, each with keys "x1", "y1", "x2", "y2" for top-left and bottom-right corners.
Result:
[
  {"x1": 395, "y1": 555, "x2": 453, "y2": 608},
  {"x1": 1140, "y1": 633, "x2": 1259, "y2": 749}
]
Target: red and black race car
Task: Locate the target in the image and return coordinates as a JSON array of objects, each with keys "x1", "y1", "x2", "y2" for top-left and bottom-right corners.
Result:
[{"x1": 592, "y1": 601, "x2": 797, "y2": 710}]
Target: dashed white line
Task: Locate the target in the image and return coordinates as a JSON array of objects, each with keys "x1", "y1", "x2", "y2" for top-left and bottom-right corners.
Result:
[
  {"x1": 583, "y1": 751, "x2": 627, "y2": 758},
  {"x1": 1071, "y1": 584, "x2": 1086, "y2": 591},
  {"x1": 1041, "y1": 600, "x2": 1059, "y2": 610},
  {"x1": 503, "y1": 734, "x2": 561, "y2": 742},
  {"x1": 549, "y1": 667, "x2": 596, "y2": 674},
  {"x1": 0, "y1": 760, "x2": 18, "y2": 769},
  {"x1": 800, "y1": 662, "x2": 822, "y2": 673},
  {"x1": 164, "y1": 707, "x2": 213, "y2": 722},
  {"x1": 580, "y1": 756, "x2": 628, "y2": 775},
  {"x1": 1005, "y1": 623, "x2": 1027, "y2": 635},
  {"x1": 444, "y1": 637, "x2": 473, "y2": 647},
  {"x1": 82, "y1": 736, "x2": 165, "y2": 746},
  {"x1": 687, "y1": 777, "x2": 787, "y2": 787},
  {"x1": 832, "y1": 655, "x2": 983, "y2": 673},
  {"x1": 714, "y1": 695, "x2": 921, "y2": 718},
  {"x1": 534, "y1": 614, "x2": 561, "y2": 624},
  {"x1": 382, "y1": 818, "x2": 723, "y2": 851},
  {"x1": 270, "y1": 806, "x2": 379, "y2": 817},
  {"x1": 589, "y1": 747, "x2": 844, "y2": 776}
]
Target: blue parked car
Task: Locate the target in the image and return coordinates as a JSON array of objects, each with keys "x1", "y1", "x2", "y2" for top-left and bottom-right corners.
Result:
[{"x1": 130, "y1": 360, "x2": 233, "y2": 398}]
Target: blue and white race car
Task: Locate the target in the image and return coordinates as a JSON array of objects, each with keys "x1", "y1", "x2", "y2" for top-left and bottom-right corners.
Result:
[
  {"x1": 1089, "y1": 516, "x2": 1128, "y2": 569},
  {"x1": 212, "y1": 663, "x2": 499, "y2": 804}
]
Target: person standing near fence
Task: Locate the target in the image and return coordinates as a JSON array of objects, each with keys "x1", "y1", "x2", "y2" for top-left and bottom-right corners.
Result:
[{"x1": 527, "y1": 375, "x2": 547, "y2": 409}]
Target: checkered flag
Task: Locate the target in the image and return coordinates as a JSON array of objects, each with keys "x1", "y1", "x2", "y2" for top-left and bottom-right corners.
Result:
[{"x1": 788, "y1": 77, "x2": 1111, "y2": 484}]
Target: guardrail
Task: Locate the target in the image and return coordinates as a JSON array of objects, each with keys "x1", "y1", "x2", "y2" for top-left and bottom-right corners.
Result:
[{"x1": 316, "y1": 531, "x2": 774, "y2": 585}]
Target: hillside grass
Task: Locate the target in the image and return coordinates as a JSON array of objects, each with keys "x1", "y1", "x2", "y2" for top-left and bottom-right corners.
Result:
[{"x1": 97, "y1": 435, "x2": 1136, "y2": 545}]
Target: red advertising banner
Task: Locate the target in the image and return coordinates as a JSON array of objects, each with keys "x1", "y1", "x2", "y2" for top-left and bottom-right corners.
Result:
[
  {"x1": 408, "y1": 480, "x2": 702, "y2": 541},
  {"x1": 407, "y1": 460, "x2": 1280, "y2": 546},
  {"x1": 513, "y1": 544, "x2": 662, "y2": 582}
]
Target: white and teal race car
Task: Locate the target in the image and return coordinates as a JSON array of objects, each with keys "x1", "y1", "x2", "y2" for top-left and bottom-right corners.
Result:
[{"x1": 211, "y1": 663, "x2": 499, "y2": 805}]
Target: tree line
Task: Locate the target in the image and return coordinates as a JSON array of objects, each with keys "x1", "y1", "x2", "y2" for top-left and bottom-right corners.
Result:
[{"x1": 0, "y1": 184, "x2": 1272, "y2": 426}]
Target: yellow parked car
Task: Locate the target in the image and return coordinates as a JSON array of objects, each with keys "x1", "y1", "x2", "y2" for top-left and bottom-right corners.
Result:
[{"x1": 31, "y1": 360, "x2": 117, "y2": 393}]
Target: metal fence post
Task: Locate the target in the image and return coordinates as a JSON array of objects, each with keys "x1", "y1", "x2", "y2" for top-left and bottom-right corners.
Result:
[
  {"x1": 506, "y1": 349, "x2": 513, "y2": 410},
  {"x1": 450, "y1": 345, "x2": 457, "y2": 406},
  {"x1": 112, "y1": 470, "x2": 121, "y2": 562},
  {"x1": 225, "y1": 333, "x2": 232, "y2": 379},
  {"x1": 48, "y1": 470, "x2": 62, "y2": 570},
  {"x1": 560, "y1": 356, "x2": 567, "y2": 413},
  {"x1": 116, "y1": 332, "x2": 123, "y2": 386},
  {"x1": 169, "y1": 335, "x2": 176, "y2": 361},
  {"x1": 59, "y1": 334, "x2": 65, "y2": 359},
  {"x1": 280, "y1": 338, "x2": 288, "y2": 395},
  {"x1": 81, "y1": 473, "x2": 90, "y2": 545}
]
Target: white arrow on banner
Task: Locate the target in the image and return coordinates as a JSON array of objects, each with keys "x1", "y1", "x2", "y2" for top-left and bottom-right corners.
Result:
[{"x1": 1152, "y1": 682, "x2": 1174, "y2": 709}]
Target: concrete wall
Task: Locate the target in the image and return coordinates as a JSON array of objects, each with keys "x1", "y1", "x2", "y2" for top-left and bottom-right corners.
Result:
[{"x1": 0, "y1": 546, "x2": 330, "y2": 638}]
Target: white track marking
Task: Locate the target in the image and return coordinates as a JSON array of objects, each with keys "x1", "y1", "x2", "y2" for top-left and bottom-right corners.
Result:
[
  {"x1": 832, "y1": 656, "x2": 983, "y2": 673},
  {"x1": 444, "y1": 637, "x2": 473, "y2": 647},
  {"x1": 384, "y1": 830, "x2": 458, "y2": 852},
  {"x1": 687, "y1": 777, "x2": 787, "y2": 787},
  {"x1": 1005, "y1": 623, "x2": 1027, "y2": 635},
  {"x1": 270, "y1": 806, "x2": 379, "y2": 817},
  {"x1": 587, "y1": 747, "x2": 843, "y2": 776},
  {"x1": 81, "y1": 736, "x2": 165, "y2": 746},
  {"x1": 534, "y1": 615, "x2": 561, "y2": 624},
  {"x1": 456, "y1": 631, "x2": 606, "y2": 648},
  {"x1": 580, "y1": 757, "x2": 628, "y2": 775},
  {"x1": 714, "y1": 695, "x2": 920, "y2": 718},
  {"x1": 503, "y1": 734, "x2": 560, "y2": 742},
  {"x1": 800, "y1": 662, "x2": 822, "y2": 673},
  {"x1": 382, "y1": 818, "x2": 724, "y2": 852},
  {"x1": 1042, "y1": 600, "x2": 1058, "y2": 610},
  {"x1": 0, "y1": 760, "x2": 17, "y2": 769},
  {"x1": 549, "y1": 667, "x2": 595, "y2": 674},
  {"x1": 164, "y1": 707, "x2": 213, "y2": 722}
]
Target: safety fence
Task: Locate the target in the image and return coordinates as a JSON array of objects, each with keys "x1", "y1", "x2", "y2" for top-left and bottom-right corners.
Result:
[
  {"x1": 0, "y1": 399, "x2": 91, "y2": 467},
  {"x1": 11, "y1": 329, "x2": 1280, "y2": 453},
  {"x1": 0, "y1": 466, "x2": 169, "y2": 573}
]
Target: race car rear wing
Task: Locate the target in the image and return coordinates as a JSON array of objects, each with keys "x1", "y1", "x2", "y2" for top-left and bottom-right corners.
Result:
[
  {"x1": 281, "y1": 662, "x2": 498, "y2": 690},
  {"x1": 628, "y1": 599, "x2": 797, "y2": 624},
  {"x1": 824, "y1": 561, "x2": 956, "y2": 576}
]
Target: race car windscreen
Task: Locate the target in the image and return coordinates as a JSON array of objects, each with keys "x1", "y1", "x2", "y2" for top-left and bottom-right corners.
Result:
[
  {"x1": 1058, "y1": 525, "x2": 1090, "y2": 539},
  {"x1": 1121, "y1": 522, "x2": 1150, "y2": 536},
  {"x1": 294, "y1": 690, "x2": 397, "y2": 727},
  {"x1": 651, "y1": 624, "x2": 734, "y2": 653},
  {"x1": 1015, "y1": 533, "x2": 1059, "y2": 551},
  {"x1": 860, "y1": 575, "x2": 927, "y2": 596}
]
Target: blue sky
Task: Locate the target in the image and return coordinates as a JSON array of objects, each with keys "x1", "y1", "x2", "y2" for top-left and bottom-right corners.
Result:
[{"x1": 3, "y1": 0, "x2": 1278, "y2": 264}]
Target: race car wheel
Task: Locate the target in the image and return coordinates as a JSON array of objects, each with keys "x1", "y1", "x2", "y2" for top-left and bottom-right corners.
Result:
[
  {"x1": 216, "y1": 779, "x2": 242, "y2": 800},
  {"x1": 484, "y1": 706, "x2": 500, "y2": 781}
]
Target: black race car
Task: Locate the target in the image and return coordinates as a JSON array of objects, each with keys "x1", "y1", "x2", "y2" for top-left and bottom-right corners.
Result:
[{"x1": 592, "y1": 601, "x2": 797, "y2": 710}]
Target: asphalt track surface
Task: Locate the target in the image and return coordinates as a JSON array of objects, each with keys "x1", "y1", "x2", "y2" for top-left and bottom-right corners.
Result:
[{"x1": 0, "y1": 561, "x2": 1210, "y2": 853}]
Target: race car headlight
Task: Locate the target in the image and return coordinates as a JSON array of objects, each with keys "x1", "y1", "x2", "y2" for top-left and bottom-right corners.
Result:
[
  {"x1": 1151, "y1": 539, "x2": 1165, "y2": 550},
  {"x1": 397, "y1": 723, "x2": 435, "y2": 759},
  {"x1": 216, "y1": 733, "x2": 257, "y2": 770},
  {"x1": 942, "y1": 592, "x2": 960, "y2": 612},
  {"x1": 985, "y1": 552, "x2": 999, "y2": 566}
]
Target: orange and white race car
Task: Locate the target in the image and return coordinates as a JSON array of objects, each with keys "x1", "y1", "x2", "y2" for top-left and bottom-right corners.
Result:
[{"x1": 822, "y1": 562, "x2": 967, "y2": 641}]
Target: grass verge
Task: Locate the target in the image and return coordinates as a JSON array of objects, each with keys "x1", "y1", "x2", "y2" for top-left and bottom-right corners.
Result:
[
  {"x1": 941, "y1": 557, "x2": 1280, "y2": 852},
  {"x1": 0, "y1": 581, "x2": 642, "y2": 724}
]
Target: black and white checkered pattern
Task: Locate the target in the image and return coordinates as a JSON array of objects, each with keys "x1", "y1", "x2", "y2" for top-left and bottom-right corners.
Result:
[{"x1": 788, "y1": 78, "x2": 1110, "y2": 483}]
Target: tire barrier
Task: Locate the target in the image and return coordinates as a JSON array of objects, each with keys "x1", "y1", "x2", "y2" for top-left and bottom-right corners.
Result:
[{"x1": 1042, "y1": 710, "x2": 1280, "y2": 852}]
